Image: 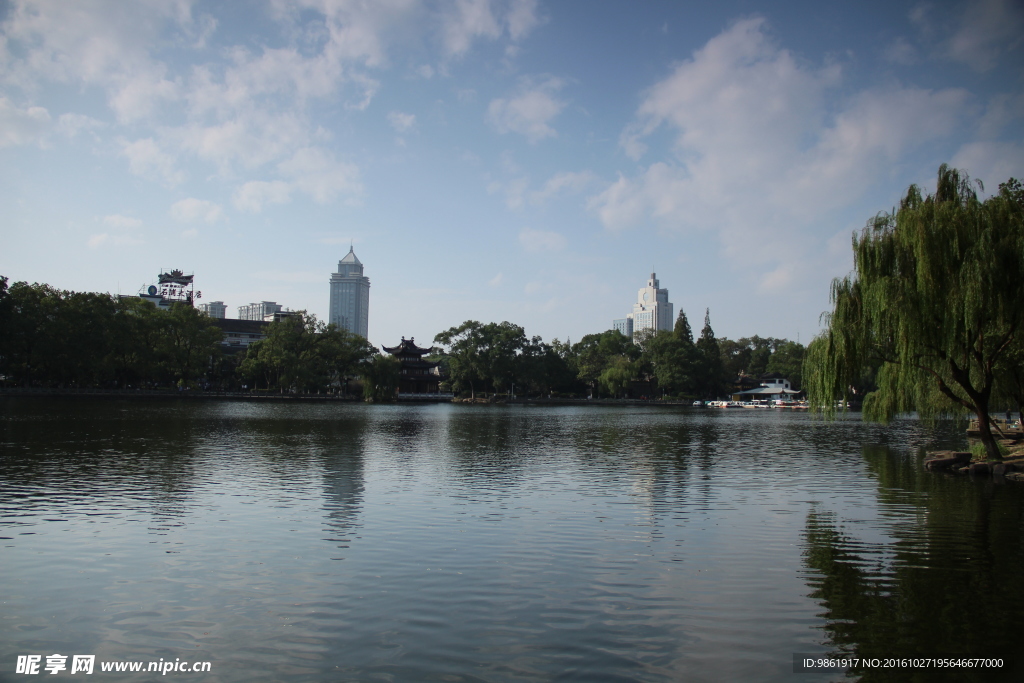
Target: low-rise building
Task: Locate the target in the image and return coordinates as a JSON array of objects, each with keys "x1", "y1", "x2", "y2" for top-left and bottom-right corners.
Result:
[
  {"x1": 210, "y1": 318, "x2": 268, "y2": 352},
  {"x1": 731, "y1": 373, "x2": 801, "y2": 402}
]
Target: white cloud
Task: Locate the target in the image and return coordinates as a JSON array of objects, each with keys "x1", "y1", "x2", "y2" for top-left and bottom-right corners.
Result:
[
  {"x1": 0, "y1": 98, "x2": 50, "y2": 147},
  {"x1": 233, "y1": 180, "x2": 292, "y2": 213},
  {"x1": 120, "y1": 137, "x2": 185, "y2": 185},
  {"x1": 487, "y1": 176, "x2": 529, "y2": 209},
  {"x1": 87, "y1": 234, "x2": 110, "y2": 248},
  {"x1": 88, "y1": 224, "x2": 144, "y2": 248},
  {"x1": 102, "y1": 214, "x2": 143, "y2": 229},
  {"x1": 590, "y1": 17, "x2": 973, "y2": 272},
  {"x1": 441, "y1": 0, "x2": 501, "y2": 57},
  {"x1": 174, "y1": 111, "x2": 310, "y2": 172},
  {"x1": 170, "y1": 198, "x2": 224, "y2": 224},
  {"x1": 882, "y1": 36, "x2": 918, "y2": 65},
  {"x1": 505, "y1": 0, "x2": 540, "y2": 41},
  {"x1": 947, "y1": 0, "x2": 1024, "y2": 72},
  {"x1": 488, "y1": 271, "x2": 504, "y2": 287},
  {"x1": 108, "y1": 67, "x2": 179, "y2": 123},
  {"x1": 278, "y1": 146, "x2": 362, "y2": 204},
  {"x1": 86, "y1": 232, "x2": 144, "y2": 248},
  {"x1": 56, "y1": 112, "x2": 103, "y2": 137},
  {"x1": 387, "y1": 110, "x2": 416, "y2": 132},
  {"x1": 530, "y1": 170, "x2": 595, "y2": 204},
  {"x1": 0, "y1": 0, "x2": 197, "y2": 132},
  {"x1": 975, "y1": 93, "x2": 1024, "y2": 140},
  {"x1": 950, "y1": 140, "x2": 1024, "y2": 190},
  {"x1": 231, "y1": 147, "x2": 361, "y2": 212},
  {"x1": 283, "y1": 0, "x2": 418, "y2": 68},
  {"x1": 519, "y1": 227, "x2": 566, "y2": 252},
  {"x1": 487, "y1": 76, "x2": 565, "y2": 143},
  {"x1": 759, "y1": 264, "x2": 796, "y2": 291}
]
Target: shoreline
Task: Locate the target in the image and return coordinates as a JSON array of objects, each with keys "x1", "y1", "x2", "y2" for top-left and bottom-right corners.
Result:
[{"x1": 0, "y1": 387, "x2": 802, "y2": 408}]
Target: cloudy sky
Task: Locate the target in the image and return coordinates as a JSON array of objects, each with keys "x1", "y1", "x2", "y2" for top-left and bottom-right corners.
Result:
[{"x1": 2, "y1": 0, "x2": 1022, "y2": 347}]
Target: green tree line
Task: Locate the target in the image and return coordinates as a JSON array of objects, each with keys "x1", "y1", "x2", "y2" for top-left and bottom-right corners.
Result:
[
  {"x1": 1, "y1": 276, "x2": 805, "y2": 400},
  {"x1": 0, "y1": 280, "x2": 223, "y2": 389},
  {"x1": 0, "y1": 279, "x2": 374, "y2": 393},
  {"x1": 804, "y1": 166, "x2": 1024, "y2": 460},
  {"x1": 431, "y1": 310, "x2": 805, "y2": 400}
]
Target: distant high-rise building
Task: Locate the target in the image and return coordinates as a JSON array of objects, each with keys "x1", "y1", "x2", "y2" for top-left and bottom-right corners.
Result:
[
  {"x1": 238, "y1": 301, "x2": 282, "y2": 321},
  {"x1": 198, "y1": 301, "x2": 227, "y2": 318},
  {"x1": 613, "y1": 272, "x2": 673, "y2": 340},
  {"x1": 329, "y1": 246, "x2": 370, "y2": 339}
]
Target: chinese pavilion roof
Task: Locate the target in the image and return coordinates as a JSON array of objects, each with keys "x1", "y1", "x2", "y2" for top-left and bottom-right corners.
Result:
[{"x1": 382, "y1": 337, "x2": 434, "y2": 357}]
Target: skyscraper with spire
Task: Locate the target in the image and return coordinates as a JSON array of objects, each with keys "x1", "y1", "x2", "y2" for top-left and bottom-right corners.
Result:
[{"x1": 329, "y1": 246, "x2": 370, "y2": 339}]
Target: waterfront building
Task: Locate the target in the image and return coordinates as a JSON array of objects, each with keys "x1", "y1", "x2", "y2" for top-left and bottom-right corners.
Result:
[
  {"x1": 382, "y1": 337, "x2": 447, "y2": 397},
  {"x1": 613, "y1": 273, "x2": 673, "y2": 340},
  {"x1": 238, "y1": 301, "x2": 282, "y2": 321},
  {"x1": 612, "y1": 317, "x2": 633, "y2": 337},
  {"x1": 198, "y1": 301, "x2": 226, "y2": 318},
  {"x1": 329, "y1": 247, "x2": 370, "y2": 339},
  {"x1": 124, "y1": 269, "x2": 195, "y2": 311},
  {"x1": 731, "y1": 373, "x2": 801, "y2": 402},
  {"x1": 210, "y1": 318, "x2": 268, "y2": 352}
]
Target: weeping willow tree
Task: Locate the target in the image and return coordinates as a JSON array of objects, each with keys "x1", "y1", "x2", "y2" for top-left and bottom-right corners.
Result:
[{"x1": 805, "y1": 166, "x2": 1024, "y2": 460}]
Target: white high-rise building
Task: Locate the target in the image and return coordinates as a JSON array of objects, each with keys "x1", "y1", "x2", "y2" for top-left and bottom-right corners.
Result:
[
  {"x1": 632, "y1": 272, "x2": 673, "y2": 336},
  {"x1": 329, "y1": 247, "x2": 370, "y2": 339},
  {"x1": 238, "y1": 301, "x2": 282, "y2": 321},
  {"x1": 614, "y1": 272, "x2": 673, "y2": 340},
  {"x1": 198, "y1": 301, "x2": 227, "y2": 318}
]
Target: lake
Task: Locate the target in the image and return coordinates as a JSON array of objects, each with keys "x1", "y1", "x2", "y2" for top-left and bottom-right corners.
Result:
[{"x1": 2, "y1": 399, "x2": 1021, "y2": 682}]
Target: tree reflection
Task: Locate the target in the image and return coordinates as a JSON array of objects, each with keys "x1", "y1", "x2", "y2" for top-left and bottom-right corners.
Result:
[{"x1": 802, "y1": 446, "x2": 1024, "y2": 682}]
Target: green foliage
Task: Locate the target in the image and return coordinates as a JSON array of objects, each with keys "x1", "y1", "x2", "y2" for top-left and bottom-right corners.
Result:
[
  {"x1": 969, "y1": 441, "x2": 1009, "y2": 461},
  {"x1": 805, "y1": 166, "x2": 1024, "y2": 460},
  {"x1": 517, "y1": 335, "x2": 576, "y2": 396},
  {"x1": 360, "y1": 353, "x2": 401, "y2": 401},
  {"x1": 766, "y1": 341, "x2": 805, "y2": 390},
  {"x1": 0, "y1": 273, "x2": 809, "y2": 402},
  {"x1": 434, "y1": 320, "x2": 528, "y2": 397},
  {"x1": 718, "y1": 335, "x2": 804, "y2": 388},
  {"x1": 159, "y1": 303, "x2": 223, "y2": 387},
  {"x1": 598, "y1": 356, "x2": 636, "y2": 398},
  {"x1": 695, "y1": 309, "x2": 727, "y2": 399},
  {"x1": 571, "y1": 329, "x2": 640, "y2": 397},
  {"x1": 238, "y1": 313, "x2": 373, "y2": 393},
  {"x1": 0, "y1": 281, "x2": 224, "y2": 389},
  {"x1": 641, "y1": 313, "x2": 698, "y2": 397}
]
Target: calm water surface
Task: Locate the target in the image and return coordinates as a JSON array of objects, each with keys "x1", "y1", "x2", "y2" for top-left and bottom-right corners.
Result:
[{"x1": 2, "y1": 399, "x2": 1022, "y2": 682}]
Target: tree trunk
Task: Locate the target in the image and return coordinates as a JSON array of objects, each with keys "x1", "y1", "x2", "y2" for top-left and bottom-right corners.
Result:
[{"x1": 974, "y1": 398, "x2": 1003, "y2": 461}]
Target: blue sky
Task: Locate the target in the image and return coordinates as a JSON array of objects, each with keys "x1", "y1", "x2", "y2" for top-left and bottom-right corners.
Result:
[{"x1": 2, "y1": 0, "x2": 1022, "y2": 347}]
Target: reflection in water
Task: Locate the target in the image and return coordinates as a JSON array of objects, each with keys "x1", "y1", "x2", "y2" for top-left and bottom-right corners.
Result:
[
  {"x1": 3, "y1": 400, "x2": 1024, "y2": 682},
  {"x1": 319, "y1": 421, "x2": 367, "y2": 556},
  {"x1": 802, "y1": 446, "x2": 1024, "y2": 682}
]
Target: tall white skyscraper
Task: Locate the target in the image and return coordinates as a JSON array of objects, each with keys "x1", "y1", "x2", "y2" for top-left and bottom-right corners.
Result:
[
  {"x1": 329, "y1": 247, "x2": 370, "y2": 339},
  {"x1": 614, "y1": 272, "x2": 673, "y2": 339}
]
